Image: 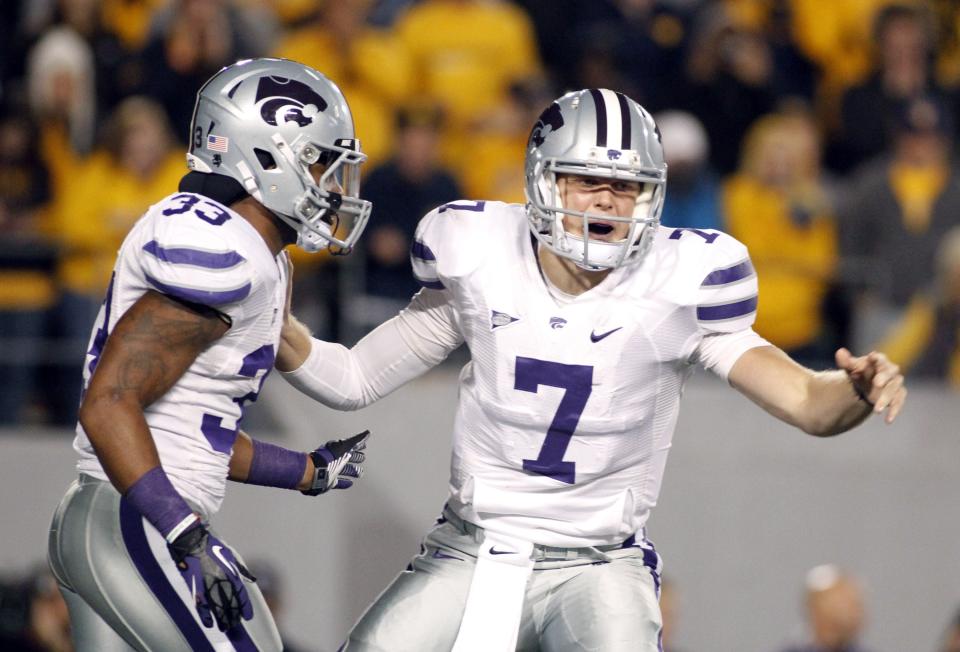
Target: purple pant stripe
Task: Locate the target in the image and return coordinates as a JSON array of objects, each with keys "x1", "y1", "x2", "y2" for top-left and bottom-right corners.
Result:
[
  {"x1": 226, "y1": 623, "x2": 261, "y2": 652},
  {"x1": 119, "y1": 500, "x2": 263, "y2": 651},
  {"x1": 119, "y1": 498, "x2": 216, "y2": 652}
]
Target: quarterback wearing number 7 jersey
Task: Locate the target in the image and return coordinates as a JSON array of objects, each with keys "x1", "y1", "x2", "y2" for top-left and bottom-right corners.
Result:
[{"x1": 280, "y1": 88, "x2": 908, "y2": 652}]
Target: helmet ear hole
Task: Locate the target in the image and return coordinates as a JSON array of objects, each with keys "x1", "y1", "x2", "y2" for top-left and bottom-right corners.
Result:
[{"x1": 254, "y1": 148, "x2": 277, "y2": 170}]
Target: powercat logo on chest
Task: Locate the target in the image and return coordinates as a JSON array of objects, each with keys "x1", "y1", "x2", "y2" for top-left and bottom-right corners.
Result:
[{"x1": 256, "y1": 75, "x2": 328, "y2": 127}]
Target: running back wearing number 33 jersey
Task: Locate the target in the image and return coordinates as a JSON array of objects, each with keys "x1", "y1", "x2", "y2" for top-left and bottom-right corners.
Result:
[{"x1": 74, "y1": 191, "x2": 288, "y2": 518}]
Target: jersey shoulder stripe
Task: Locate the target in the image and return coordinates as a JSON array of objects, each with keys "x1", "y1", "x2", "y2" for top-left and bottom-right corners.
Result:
[
  {"x1": 700, "y1": 258, "x2": 755, "y2": 288},
  {"x1": 410, "y1": 200, "x2": 522, "y2": 289},
  {"x1": 132, "y1": 193, "x2": 262, "y2": 310},
  {"x1": 696, "y1": 295, "x2": 758, "y2": 322},
  {"x1": 144, "y1": 272, "x2": 252, "y2": 306},
  {"x1": 665, "y1": 228, "x2": 758, "y2": 333},
  {"x1": 411, "y1": 238, "x2": 444, "y2": 289},
  {"x1": 142, "y1": 240, "x2": 246, "y2": 271}
]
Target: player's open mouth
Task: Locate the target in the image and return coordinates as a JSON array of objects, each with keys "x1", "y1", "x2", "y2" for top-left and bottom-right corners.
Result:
[{"x1": 587, "y1": 222, "x2": 615, "y2": 237}]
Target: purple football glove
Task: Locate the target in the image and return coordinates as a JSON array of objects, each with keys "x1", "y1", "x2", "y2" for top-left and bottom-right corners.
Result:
[
  {"x1": 302, "y1": 430, "x2": 369, "y2": 495},
  {"x1": 167, "y1": 522, "x2": 255, "y2": 631}
]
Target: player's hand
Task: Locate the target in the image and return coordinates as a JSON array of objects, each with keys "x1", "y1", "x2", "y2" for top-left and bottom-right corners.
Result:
[
  {"x1": 835, "y1": 348, "x2": 907, "y2": 424},
  {"x1": 301, "y1": 430, "x2": 370, "y2": 495},
  {"x1": 167, "y1": 521, "x2": 255, "y2": 631}
]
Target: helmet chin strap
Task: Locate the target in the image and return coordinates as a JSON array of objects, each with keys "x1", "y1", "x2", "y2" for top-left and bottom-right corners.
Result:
[{"x1": 296, "y1": 229, "x2": 326, "y2": 253}]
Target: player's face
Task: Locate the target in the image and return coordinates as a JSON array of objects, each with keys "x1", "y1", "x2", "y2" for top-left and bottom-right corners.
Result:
[
  {"x1": 309, "y1": 160, "x2": 343, "y2": 193},
  {"x1": 557, "y1": 174, "x2": 640, "y2": 242}
]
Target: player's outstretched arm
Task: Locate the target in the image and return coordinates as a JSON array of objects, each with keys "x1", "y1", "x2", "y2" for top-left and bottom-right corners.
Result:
[
  {"x1": 728, "y1": 345, "x2": 907, "y2": 437},
  {"x1": 277, "y1": 291, "x2": 461, "y2": 410},
  {"x1": 228, "y1": 430, "x2": 369, "y2": 494}
]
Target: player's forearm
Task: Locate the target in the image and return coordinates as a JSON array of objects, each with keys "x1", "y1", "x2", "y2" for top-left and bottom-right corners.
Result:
[
  {"x1": 276, "y1": 312, "x2": 314, "y2": 372},
  {"x1": 281, "y1": 318, "x2": 436, "y2": 410},
  {"x1": 729, "y1": 346, "x2": 872, "y2": 437},
  {"x1": 79, "y1": 396, "x2": 162, "y2": 493},
  {"x1": 798, "y1": 369, "x2": 873, "y2": 437},
  {"x1": 228, "y1": 431, "x2": 313, "y2": 491}
]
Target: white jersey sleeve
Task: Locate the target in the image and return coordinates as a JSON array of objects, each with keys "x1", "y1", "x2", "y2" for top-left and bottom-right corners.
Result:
[
  {"x1": 282, "y1": 207, "x2": 468, "y2": 408},
  {"x1": 411, "y1": 200, "x2": 491, "y2": 292},
  {"x1": 685, "y1": 230, "x2": 768, "y2": 378},
  {"x1": 282, "y1": 288, "x2": 462, "y2": 410},
  {"x1": 136, "y1": 193, "x2": 257, "y2": 324},
  {"x1": 693, "y1": 232, "x2": 758, "y2": 334}
]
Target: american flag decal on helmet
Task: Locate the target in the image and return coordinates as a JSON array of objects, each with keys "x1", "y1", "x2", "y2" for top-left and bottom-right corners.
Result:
[{"x1": 206, "y1": 134, "x2": 229, "y2": 153}]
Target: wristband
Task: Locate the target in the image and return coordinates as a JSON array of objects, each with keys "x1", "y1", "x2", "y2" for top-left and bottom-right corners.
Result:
[
  {"x1": 124, "y1": 467, "x2": 198, "y2": 541},
  {"x1": 244, "y1": 439, "x2": 308, "y2": 489}
]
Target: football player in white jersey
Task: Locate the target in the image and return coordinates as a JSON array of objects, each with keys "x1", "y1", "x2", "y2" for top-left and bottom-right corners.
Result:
[
  {"x1": 278, "y1": 89, "x2": 908, "y2": 651},
  {"x1": 48, "y1": 58, "x2": 373, "y2": 652}
]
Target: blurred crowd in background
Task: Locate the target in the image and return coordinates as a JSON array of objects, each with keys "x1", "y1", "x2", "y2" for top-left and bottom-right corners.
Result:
[{"x1": 3, "y1": 0, "x2": 960, "y2": 428}]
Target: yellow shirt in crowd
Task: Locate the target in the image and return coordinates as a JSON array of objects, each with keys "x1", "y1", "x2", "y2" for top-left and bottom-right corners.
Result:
[
  {"x1": 51, "y1": 151, "x2": 187, "y2": 297},
  {"x1": 724, "y1": 174, "x2": 838, "y2": 350}
]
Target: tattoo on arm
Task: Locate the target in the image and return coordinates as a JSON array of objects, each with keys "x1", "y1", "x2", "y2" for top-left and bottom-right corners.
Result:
[{"x1": 90, "y1": 291, "x2": 230, "y2": 409}]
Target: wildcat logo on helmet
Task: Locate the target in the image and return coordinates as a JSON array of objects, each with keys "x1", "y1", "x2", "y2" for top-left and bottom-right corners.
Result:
[
  {"x1": 255, "y1": 75, "x2": 328, "y2": 127},
  {"x1": 530, "y1": 103, "x2": 564, "y2": 148}
]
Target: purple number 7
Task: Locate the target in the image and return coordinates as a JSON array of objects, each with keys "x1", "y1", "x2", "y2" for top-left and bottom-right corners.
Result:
[{"x1": 515, "y1": 357, "x2": 593, "y2": 485}]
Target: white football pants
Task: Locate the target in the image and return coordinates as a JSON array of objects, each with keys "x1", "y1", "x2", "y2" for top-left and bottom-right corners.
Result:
[{"x1": 342, "y1": 508, "x2": 663, "y2": 652}]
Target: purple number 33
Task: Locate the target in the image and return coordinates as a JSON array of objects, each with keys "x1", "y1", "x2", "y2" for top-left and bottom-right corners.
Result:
[{"x1": 515, "y1": 357, "x2": 593, "y2": 485}]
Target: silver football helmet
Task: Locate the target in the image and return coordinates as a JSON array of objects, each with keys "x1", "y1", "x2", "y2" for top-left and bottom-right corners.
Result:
[
  {"x1": 187, "y1": 58, "x2": 371, "y2": 253},
  {"x1": 524, "y1": 88, "x2": 667, "y2": 270}
]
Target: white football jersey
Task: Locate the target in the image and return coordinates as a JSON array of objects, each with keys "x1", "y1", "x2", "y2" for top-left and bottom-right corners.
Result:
[
  {"x1": 74, "y1": 192, "x2": 288, "y2": 517},
  {"x1": 411, "y1": 200, "x2": 762, "y2": 547}
]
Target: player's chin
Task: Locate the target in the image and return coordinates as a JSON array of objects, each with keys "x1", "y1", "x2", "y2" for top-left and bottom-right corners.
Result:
[{"x1": 586, "y1": 233, "x2": 628, "y2": 244}]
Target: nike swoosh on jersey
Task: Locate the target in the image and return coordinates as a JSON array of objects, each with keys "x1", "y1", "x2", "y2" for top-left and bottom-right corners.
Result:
[
  {"x1": 431, "y1": 549, "x2": 464, "y2": 561},
  {"x1": 590, "y1": 326, "x2": 623, "y2": 342},
  {"x1": 488, "y1": 546, "x2": 516, "y2": 555}
]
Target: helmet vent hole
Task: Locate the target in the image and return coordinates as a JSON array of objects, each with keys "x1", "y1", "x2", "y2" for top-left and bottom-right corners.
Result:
[
  {"x1": 227, "y1": 81, "x2": 242, "y2": 99},
  {"x1": 254, "y1": 148, "x2": 277, "y2": 170}
]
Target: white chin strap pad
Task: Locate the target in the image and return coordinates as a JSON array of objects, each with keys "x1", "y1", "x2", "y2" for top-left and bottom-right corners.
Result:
[
  {"x1": 296, "y1": 230, "x2": 324, "y2": 253},
  {"x1": 295, "y1": 219, "x2": 333, "y2": 253},
  {"x1": 452, "y1": 531, "x2": 534, "y2": 652}
]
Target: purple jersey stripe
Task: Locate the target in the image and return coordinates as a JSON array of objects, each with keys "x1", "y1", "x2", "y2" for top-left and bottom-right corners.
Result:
[
  {"x1": 118, "y1": 499, "x2": 217, "y2": 652},
  {"x1": 143, "y1": 240, "x2": 246, "y2": 270},
  {"x1": 411, "y1": 240, "x2": 436, "y2": 261},
  {"x1": 415, "y1": 276, "x2": 445, "y2": 290},
  {"x1": 697, "y1": 295, "x2": 758, "y2": 321},
  {"x1": 701, "y1": 260, "x2": 755, "y2": 286},
  {"x1": 145, "y1": 273, "x2": 250, "y2": 306}
]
